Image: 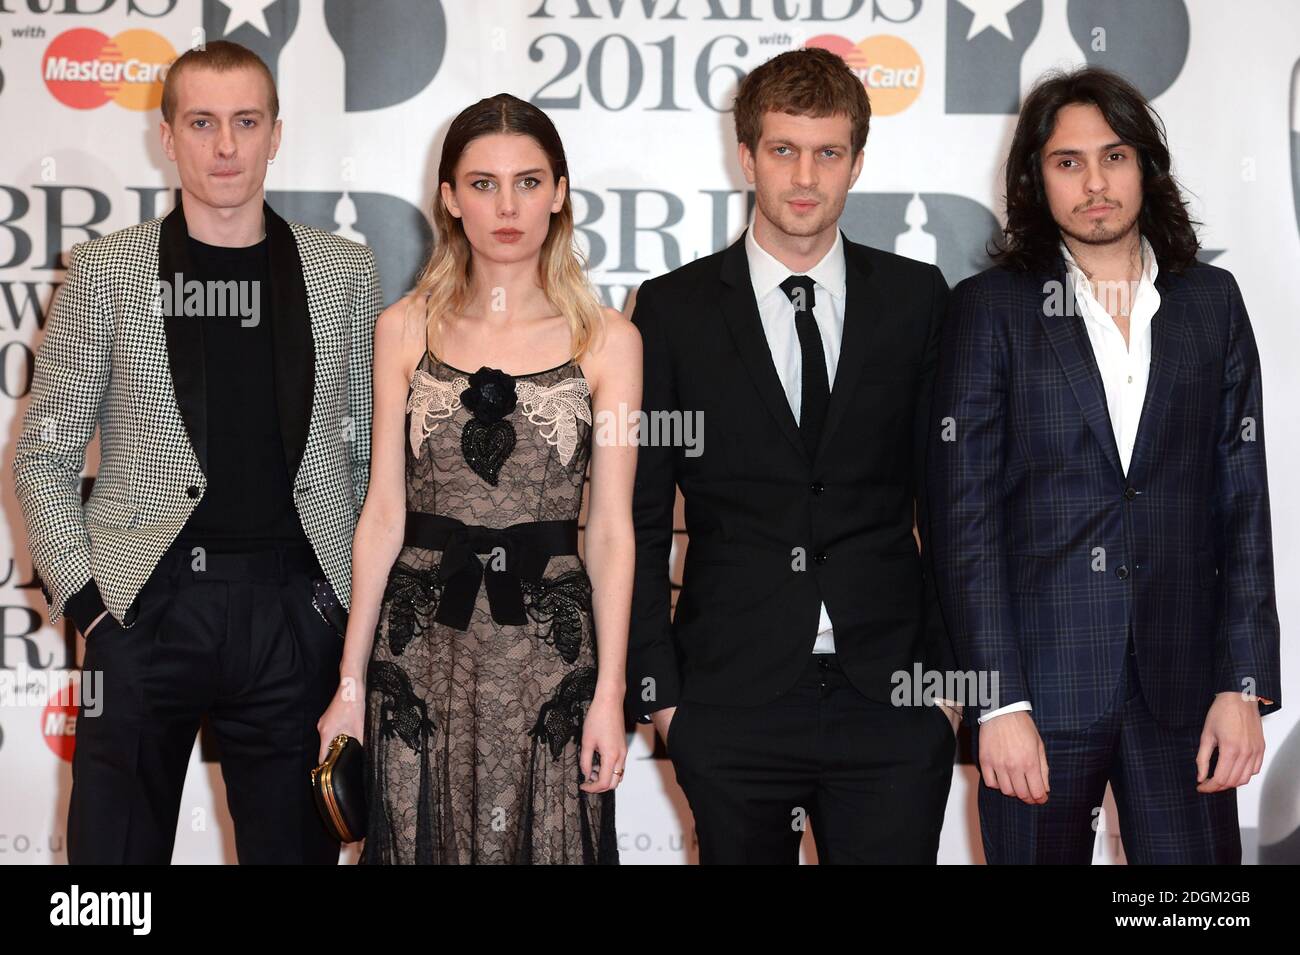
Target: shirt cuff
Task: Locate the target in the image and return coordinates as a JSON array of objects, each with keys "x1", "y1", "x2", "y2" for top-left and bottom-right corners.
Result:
[
  {"x1": 977, "y1": 700, "x2": 1032, "y2": 724},
  {"x1": 63, "y1": 577, "x2": 108, "y2": 636}
]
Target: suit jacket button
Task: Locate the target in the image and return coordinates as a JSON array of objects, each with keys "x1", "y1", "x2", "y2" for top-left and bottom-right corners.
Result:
[
  {"x1": 186, "y1": 485, "x2": 199, "y2": 498},
  {"x1": 1116, "y1": 564, "x2": 1130, "y2": 580},
  {"x1": 810, "y1": 482, "x2": 824, "y2": 494},
  {"x1": 1124, "y1": 487, "x2": 1138, "y2": 501}
]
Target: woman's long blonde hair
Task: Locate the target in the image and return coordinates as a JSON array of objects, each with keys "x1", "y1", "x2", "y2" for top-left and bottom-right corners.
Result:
[{"x1": 412, "y1": 93, "x2": 604, "y2": 363}]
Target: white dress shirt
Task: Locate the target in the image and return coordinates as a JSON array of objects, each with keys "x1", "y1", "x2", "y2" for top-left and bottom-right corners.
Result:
[
  {"x1": 1068, "y1": 235, "x2": 1160, "y2": 475},
  {"x1": 979, "y1": 236, "x2": 1161, "y2": 724},
  {"x1": 744, "y1": 224, "x2": 847, "y2": 653}
]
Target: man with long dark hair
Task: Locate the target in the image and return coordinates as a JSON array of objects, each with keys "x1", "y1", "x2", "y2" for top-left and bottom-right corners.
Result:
[{"x1": 928, "y1": 67, "x2": 1280, "y2": 863}]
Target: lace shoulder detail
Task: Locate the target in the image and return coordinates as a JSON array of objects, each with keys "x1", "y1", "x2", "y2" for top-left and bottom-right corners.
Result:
[
  {"x1": 516, "y1": 376, "x2": 592, "y2": 466},
  {"x1": 407, "y1": 367, "x2": 469, "y2": 458}
]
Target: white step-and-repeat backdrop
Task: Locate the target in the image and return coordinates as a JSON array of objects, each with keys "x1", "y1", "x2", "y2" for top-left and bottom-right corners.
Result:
[{"x1": 2, "y1": 0, "x2": 1297, "y2": 864}]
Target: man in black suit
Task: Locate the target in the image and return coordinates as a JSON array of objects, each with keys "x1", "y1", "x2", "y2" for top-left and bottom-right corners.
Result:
[{"x1": 625, "y1": 47, "x2": 957, "y2": 864}]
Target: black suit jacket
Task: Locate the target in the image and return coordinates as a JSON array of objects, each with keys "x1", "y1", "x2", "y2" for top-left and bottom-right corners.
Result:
[{"x1": 626, "y1": 228, "x2": 954, "y2": 722}]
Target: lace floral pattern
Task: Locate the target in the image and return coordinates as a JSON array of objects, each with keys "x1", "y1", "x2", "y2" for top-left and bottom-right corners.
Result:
[
  {"x1": 407, "y1": 367, "x2": 593, "y2": 467},
  {"x1": 530, "y1": 666, "x2": 599, "y2": 760},
  {"x1": 361, "y1": 352, "x2": 616, "y2": 865},
  {"x1": 520, "y1": 568, "x2": 592, "y2": 665},
  {"x1": 363, "y1": 660, "x2": 441, "y2": 863},
  {"x1": 379, "y1": 560, "x2": 443, "y2": 657}
]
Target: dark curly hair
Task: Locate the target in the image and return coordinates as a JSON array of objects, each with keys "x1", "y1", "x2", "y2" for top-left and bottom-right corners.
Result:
[{"x1": 991, "y1": 66, "x2": 1200, "y2": 274}]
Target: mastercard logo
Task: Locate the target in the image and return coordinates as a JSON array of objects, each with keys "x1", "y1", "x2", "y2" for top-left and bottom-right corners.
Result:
[
  {"x1": 43, "y1": 27, "x2": 175, "y2": 111},
  {"x1": 42, "y1": 681, "x2": 79, "y2": 763},
  {"x1": 806, "y1": 34, "x2": 925, "y2": 116}
]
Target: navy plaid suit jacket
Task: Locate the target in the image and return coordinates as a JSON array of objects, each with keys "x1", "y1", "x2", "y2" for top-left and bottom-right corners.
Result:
[{"x1": 926, "y1": 257, "x2": 1280, "y2": 733}]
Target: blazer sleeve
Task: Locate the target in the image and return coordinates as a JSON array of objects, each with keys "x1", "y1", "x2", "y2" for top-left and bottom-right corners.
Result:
[
  {"x1": 625, "y1": 281, "x2": 682, "y2": 723},
  {"x1": 1212, "y1": 272, "x2": 1281, "y2": 713},
  {"x1": 925, "y1": 277, "x2": 1029, "y2": 714},
  {"x1": 348, "y1": 247, "x2": 381, "y2": 511},
  {"x1": 915, "y1": 264, "x2": 959, "y2": 679},
  {"x1": 12, "y1": 241, "x2": 112, "y2": 631}
]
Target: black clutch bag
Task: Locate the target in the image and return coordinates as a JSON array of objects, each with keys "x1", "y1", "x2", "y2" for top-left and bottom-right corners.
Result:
[{"x1": 311, "y1": 733, "x2": 368, "y2": 843}]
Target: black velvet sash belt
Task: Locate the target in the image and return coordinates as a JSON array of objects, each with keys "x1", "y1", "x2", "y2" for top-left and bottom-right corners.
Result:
[{"x1": 403, "y1": 512, "x2": 579, "y2": 630}]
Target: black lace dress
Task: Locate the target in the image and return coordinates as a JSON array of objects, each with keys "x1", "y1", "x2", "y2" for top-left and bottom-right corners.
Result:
[{"x1": 359, "y1": 350, "x2": 618, "y2": 864}]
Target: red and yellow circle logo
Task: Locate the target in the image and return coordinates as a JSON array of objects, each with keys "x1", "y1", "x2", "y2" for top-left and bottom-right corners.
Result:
[
  {"x1": 806, "y1": 34, "x2": 925, "y2": 116},
  {"x1": 42, "y1": 681, "x2": 79, "y2": 762},
  {"x1": 42, "y1": 28, "x2": 175, "y2": 111}
]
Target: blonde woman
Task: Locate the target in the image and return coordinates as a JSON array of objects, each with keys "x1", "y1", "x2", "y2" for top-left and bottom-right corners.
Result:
[{"x1": 317, "y1": 94, "x2": 638, "y2": 864}]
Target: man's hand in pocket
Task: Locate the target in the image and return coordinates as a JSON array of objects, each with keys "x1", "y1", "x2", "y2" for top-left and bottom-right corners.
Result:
[{"x1": 82, "y1": 610, "x2": 110, "y2": 638}]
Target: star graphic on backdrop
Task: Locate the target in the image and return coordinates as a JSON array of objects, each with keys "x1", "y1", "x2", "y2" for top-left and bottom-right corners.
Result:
[
  {"x1": 218, "y1": 0, "x2": 277, "y2": 38},
  {"x1": 954, "y1": 0, "x2": 1029, "y2": 41}
]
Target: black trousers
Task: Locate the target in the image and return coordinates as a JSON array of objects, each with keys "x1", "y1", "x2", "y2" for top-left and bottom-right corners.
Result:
[
  {"x1": 668, "y1": 652, "x2": 956, "y2": 864},
  {"x1": 975, "y1": 639, "x2": 1241, "y2": 864},
  {"x1": 67, "y1": 543, "x2": 344, "y2": 864}
]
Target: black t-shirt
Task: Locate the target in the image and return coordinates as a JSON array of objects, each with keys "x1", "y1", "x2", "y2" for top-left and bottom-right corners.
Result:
[{"x1": 174, "y1": 235, "x2": 310, "y2": 552}]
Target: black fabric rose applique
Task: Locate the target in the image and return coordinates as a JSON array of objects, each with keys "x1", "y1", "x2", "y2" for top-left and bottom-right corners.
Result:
[{"x1": 459, "y1": 367, "x2": 518, "y2": 485}]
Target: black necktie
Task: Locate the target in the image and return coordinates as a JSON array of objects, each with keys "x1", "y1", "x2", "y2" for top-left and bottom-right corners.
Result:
[{"x1": 779, "y1": 274, "x2": 829, "y2": 456}]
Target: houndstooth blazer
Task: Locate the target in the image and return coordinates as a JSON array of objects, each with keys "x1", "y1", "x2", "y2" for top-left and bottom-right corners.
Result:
[{"x1": 13, "y1": 201, "x2": 379, "y2": 629}]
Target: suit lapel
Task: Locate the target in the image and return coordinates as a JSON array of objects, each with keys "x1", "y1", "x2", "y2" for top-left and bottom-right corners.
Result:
[
  {"x1": 159, "y1": 203, "x2": 208, "y2": 474},
  {"x1": 1126, "y1": 274, "x2": 1184, "y2": 484},
  {"x1": 265, "y1": 202, "x2": 316, "y2": 484},
  {"x1": 1037, "y1": 260, "x2": 1125, "y2": 481},
  {"x1": 719, "y1": 230, "x2": 807, "y2": 461},
  {"x1": 813, "y1": 234, "x2": 885, "y2": 463}
]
